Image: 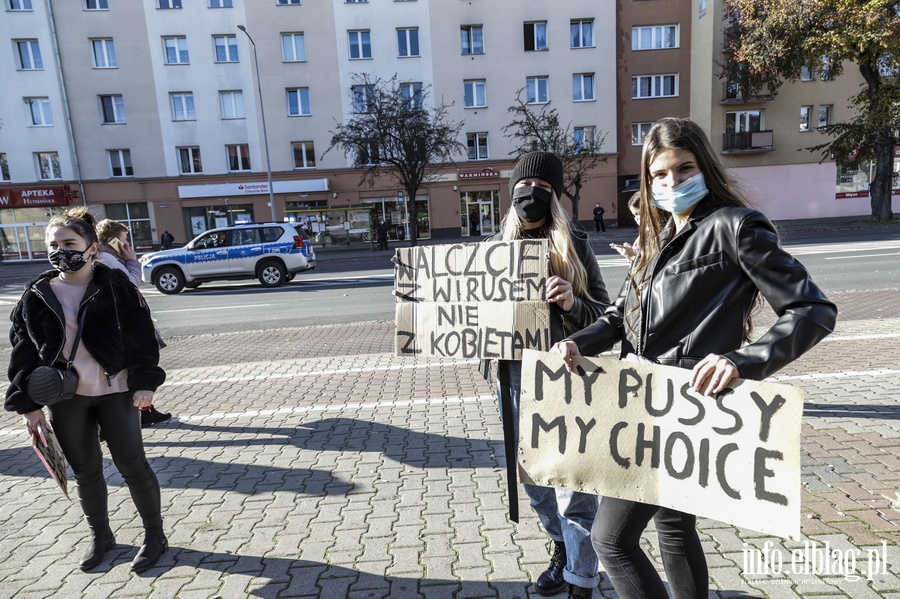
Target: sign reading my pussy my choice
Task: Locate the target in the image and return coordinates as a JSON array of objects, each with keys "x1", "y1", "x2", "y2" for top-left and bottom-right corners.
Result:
[
  {"x1": 394, "y1": 240, "x2": 551, "y2": 360},
  {"x1": 519, "y1": 350, "x2": 805, "y2": 540}
]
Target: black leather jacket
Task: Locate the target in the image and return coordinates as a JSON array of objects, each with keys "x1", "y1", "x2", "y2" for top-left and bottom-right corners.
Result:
[
  {"x1": 5, "y1": 264, "x2": 166, "y2": 414},
  {"x1": 568, "y1": 201, "x2": 837, "y2": 381}
]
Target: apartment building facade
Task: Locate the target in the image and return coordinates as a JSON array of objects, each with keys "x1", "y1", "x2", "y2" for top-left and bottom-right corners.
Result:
[{"x1": 1, "y1": 0, "x2": 617, "y2": 260}]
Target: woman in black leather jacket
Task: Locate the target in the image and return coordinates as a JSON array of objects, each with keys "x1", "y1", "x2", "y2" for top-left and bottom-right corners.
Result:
[
  {"x1": 5, "y1": 208, "x2": 168, "y2": 574},
  {"x1": 491, "y1": 151, "x2": 609, "y2": 599},
  {"x1": 553, "y1": 119, "x2": 837, "y2": 599}
]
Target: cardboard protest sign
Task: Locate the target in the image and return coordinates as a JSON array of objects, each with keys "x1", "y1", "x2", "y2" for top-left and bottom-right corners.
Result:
[
  {"x1": 31, "y1": 423, "x2": 69, "y2": 499},
  {"x1": 394, "y1": 240, "x2": 551, "y2": 360},
  {"x1": 519, "y1": 350, "x2": 804, "y2": 539}
]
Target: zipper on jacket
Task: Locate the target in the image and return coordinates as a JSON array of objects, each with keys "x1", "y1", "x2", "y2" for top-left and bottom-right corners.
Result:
[{"x1": 32, "y1": 285, "x2": 67, "y2": 365}]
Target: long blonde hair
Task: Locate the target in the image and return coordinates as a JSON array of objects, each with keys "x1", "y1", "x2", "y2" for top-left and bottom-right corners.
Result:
[{"x1": 499, "y1": 193, "x2": 597, "y2": 302}]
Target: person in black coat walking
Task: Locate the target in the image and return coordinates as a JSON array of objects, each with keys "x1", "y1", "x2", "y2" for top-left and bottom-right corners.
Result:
[
  {"x1": 592, "y1": 203, "x2": 606, "y2": 232},
  {"x1": 5, "y1": 207, "x2": 168, "y2": 574}
]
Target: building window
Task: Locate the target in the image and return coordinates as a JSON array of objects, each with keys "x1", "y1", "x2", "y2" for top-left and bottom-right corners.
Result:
[
  {"x1": 801, "y1": 62, "x2": 815, "y2": 81},
  {"x1": 348, "y1": 30, "x2": 372, "y2": 59},
  {"x1": 0, "y1": 153, "x2": 10, "y2": 181},
  {"x1": 287, "y1": 88, "x2": 311, "y2": 116},
  {"x1": 358, "y1": 141, "x2": 380, "y2": 165},
  {"x1": 26, "y1": 97, "x2": 53, "y2": 127},
  {"x1": 631, "y1": 25, "x2": 679, "y2": 50},
  {"x1": 171, "y1": 92, "x2": 195, "y2": 121},
  {"x1": 91, "y1": 39, "x2": 117, "y2": 68},
  {"x1": 632, "y1": 74, "x2": 678, "y2": 99},
  {"x1": 213, "y1": 35, "x2": 239, "y2": 62},
  {"x1": 631, "y1": 122, "x2": 653, "y2": 145},
  {"x1": 158, "y1": 0, "x2": 182, "y2": 8},
  {"x1": 292, "y1": 141, "x2": 316, "y2": 169},
  {"x1": 277, "y1": 0, "x2": 301, "y2": 4},
  {"x1": 178, "y1": 147, "x2": 202, "y2": 174},
  {"x1": 725, "y1": 110, "x2": 762, "y2": 134},
  {"x1": 351, "y1": 85, "x2": 375, "y2": 113},
  {"x1": 100, "y1": 95, "x2": 126, "y2": 124},
  {"x1": 524, "y1": 21, "x2": 548, "y2": 51},
  {"x1": 163, "y1": 37, "x2": 189, "y2": 64},
  {"x1": 9, "y1": 0, "x2": 32, "y2": 9},
  {"x1": 401, "y1": 82, "x2": 423, "y2": 109},
  {"x1": 570, "y1": 19, "x2": 594, "y2": 49},
  {"x1": 85, "y1": 0, "x2": 109, "y2": 9},
  {"x1": 461, "y1": 25, "x2": 484, "y2": 55},
  {"x1": 397, "y1": 28, "x2": 419, "y2": 57},
  {"x1": 106, "y1": 202, "x2": 152, "y2": 247},
  {"x1": 209, "y1": 0, "x2": 232, "y2": 6},
  {"x1": 573, "y1": 73, "x2": 595, "y2": 101},
  {"x1": 464, "y1": 79, "x2": 487, "y2": 108},
  {"x1": 219, "y1": 91, "x2": 245, "y2": 119},
  {"x1": 109, "y1": 149, "x2": 133, "y2": 177},
  {"x1": 36, "y1": 152, "x2": 62, "y2": 180},
  {"x1": 282, "y1": 33, "x2": 306, "y2": 62},
  {"x1": 467, "y1": 133, "x2": 488, "y2": 160},
  {"x1": 16, "y1": 41, "x2": 43, "y2": 70},
  {"x1": 573, "y1": 126, "x2": 595, "y2": 153},
  {"x1": 818, "y1": 105, "x2": 832, "y2": 128},
  {"x1": 226, "y1": 144, "x2": 251, "y2": 172},
  {"x1": 526, "y1": 76, "x2": 549, "y2": 104},
  {"x1": 800, "y1": 106, "x2": 811, "y2": 131}
]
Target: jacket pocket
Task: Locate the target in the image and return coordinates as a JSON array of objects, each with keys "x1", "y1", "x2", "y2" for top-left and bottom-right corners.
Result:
[{"x1": 669, "y1": 250, "x2": 724, "y2": 274}]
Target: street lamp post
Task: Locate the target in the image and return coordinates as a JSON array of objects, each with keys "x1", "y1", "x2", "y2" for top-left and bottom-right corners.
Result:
[{"x1": 237, "y1": 25, "x2": 276, "y2": 223}]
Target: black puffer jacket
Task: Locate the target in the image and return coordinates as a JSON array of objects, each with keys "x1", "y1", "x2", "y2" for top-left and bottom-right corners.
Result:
[
  {"x1": 5, "y1": 264, "x2": 166, "y2": 414},
  {"x1": 568, "y1": 200, "x2": 837, "y2": 380}
]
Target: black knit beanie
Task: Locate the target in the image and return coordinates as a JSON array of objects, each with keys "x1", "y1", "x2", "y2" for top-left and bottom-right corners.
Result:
[{"x1": 509, "y1": 151, "x2": 564, "y2": 199}]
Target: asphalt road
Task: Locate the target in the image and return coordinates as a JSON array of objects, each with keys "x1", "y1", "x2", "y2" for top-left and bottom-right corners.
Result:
[{"x1": 139, "y1": 229, "x2": 900, "y2": 336}]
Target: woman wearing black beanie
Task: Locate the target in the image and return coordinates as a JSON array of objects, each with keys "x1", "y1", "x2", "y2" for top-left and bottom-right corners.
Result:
[{"x1": 490, "y1": 151, "x2": 609, "y2": 598}]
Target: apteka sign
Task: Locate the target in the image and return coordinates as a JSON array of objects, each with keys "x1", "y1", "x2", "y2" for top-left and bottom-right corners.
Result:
[
  {"x1": 519, "y1": 350, "x2": 804, "y2": 539},
  {"x1": 394, "y1": 240, "x2": 551, "y2": 360}
]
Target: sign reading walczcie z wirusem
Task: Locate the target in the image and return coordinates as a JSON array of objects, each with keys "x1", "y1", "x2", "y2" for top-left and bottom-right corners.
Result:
[
  {"x1": 519, "y1": 350, "x2": 804, "y2": 540},
  {"x1": 394, "y1": 240, "x2": 551, "y2": 360}
]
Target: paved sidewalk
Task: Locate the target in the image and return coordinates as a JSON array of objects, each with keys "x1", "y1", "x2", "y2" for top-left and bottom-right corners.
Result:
[{"x1": 0, "y1": 229, "x2": 898, "y2": 597}]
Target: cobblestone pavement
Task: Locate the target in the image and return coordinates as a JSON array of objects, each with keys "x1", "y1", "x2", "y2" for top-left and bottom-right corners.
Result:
[{"x1": 0, "y1": 280, "x2": 899, "y2": 596}]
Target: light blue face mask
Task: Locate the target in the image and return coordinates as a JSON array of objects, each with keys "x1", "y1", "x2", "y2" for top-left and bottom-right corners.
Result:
[{"x1": 651, "y1": 172, "x2": 709, "y2": 215}]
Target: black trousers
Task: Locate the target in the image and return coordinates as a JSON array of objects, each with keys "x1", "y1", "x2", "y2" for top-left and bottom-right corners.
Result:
[{"x1": 49, "y1": 392, "x2": 162, "y2": 529}]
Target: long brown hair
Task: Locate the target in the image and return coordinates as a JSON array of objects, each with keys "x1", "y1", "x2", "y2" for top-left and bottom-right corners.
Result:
[
  {"x1": 48, "y1": 207, "x2": 99, "y2": 246},
  {"x1": 630, "y1": 118, "x2": 758, "y2": 340}
]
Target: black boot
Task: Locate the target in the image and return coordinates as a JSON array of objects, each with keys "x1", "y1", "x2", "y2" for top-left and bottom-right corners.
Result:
[
  {"x1": 140, "y1": 406, "x2": 172, "y2": 428},
  {"x1": 535, "y1": 540, "x2": 567, "y2": 596},
  {"x1": 79, "y1": 522, "x2": 115, "y2": 571},
  {"x1": 568, "y1": 582, "x2": 595, "y2": 598},
  {"x1": 131, "y1": 525, "x2": 168, "y2": 573}
]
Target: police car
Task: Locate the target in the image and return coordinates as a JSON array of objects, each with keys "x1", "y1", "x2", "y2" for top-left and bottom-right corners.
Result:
[{"x1": 140, "y1": 222, "x2": 315, "y2": 294}]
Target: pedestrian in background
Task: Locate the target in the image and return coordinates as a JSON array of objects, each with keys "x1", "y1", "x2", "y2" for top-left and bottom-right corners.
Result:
[
  {"x1": 592, "y1": 203, "x2": 606, "y2": 233},
  {"x1": 609, "y1": 192, "x2": 640, "y2": 263},
  {"x1": 553, "y1": 118, "x2": 837, "y2": 599},
  {"x1": 5, "y1": 207, "x2": 169, "y2": 573},
  {"x1": 96, "y1": 219, "x2": 172, "y2": 429},
  {"x1": 375, "y1": 219, "x2": 389, "y2": 251},
  {"x1": 488, "y1": 151, "x2": 610, "y2": 598},
  {"x1": 160, "y1": 230, "x2": 174, "y2": 250}
]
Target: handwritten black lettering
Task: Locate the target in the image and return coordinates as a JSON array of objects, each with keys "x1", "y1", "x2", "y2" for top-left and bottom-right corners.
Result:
[
  {"x1": 532, "y1": 414, "x2": 567, "y2": 454},
  {"x1": 750, "y1": 392, "x2": 787, "y2": 443},
  {"x1": 754, "y1": 448, "x2": 787, "y2": 505}
]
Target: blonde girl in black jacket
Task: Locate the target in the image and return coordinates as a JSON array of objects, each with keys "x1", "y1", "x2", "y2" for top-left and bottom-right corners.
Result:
[
  {"x1": 553, "y1": 119, "x2": 837, "y2": 599},
  {"x1": 5, "y1": 208, "x2": 167, "y2": 573}
]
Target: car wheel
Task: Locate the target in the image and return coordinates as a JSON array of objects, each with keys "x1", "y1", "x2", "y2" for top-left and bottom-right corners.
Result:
[
  {"x1": 155, "y1": 267, "x2": 185, "y2": 294},
  {"x1": 258, "y1": 261, "x2": 287, "y2": 287}
]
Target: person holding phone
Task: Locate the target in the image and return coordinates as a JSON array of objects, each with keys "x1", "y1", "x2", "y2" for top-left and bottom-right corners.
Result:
[{"x1": 96, "y1": 220, "x2": 172, "y2": 428}]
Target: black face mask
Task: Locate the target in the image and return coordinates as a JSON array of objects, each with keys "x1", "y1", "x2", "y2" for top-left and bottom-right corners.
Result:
[{"x1": 512, "y1": 186, "x2": 553, "y2": 223}]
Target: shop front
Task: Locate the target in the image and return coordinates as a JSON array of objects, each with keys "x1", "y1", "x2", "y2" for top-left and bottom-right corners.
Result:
[
  {"x1": 0, "y1": 185, "x2": 75, "y2": 261},
  {"x1": 459, "y1": 190, "x2": 501, "y2": 237}
]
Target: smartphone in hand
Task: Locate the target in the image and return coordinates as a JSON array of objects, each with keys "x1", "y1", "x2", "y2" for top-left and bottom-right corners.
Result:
[{"x1": 108, "y1": 237, "x2": 123, "y2": 253}]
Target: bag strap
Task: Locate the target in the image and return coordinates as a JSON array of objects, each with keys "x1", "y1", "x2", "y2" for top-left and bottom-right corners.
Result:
[{"x1": 64, "y1": 309, "x2": 87, "y2": 368}]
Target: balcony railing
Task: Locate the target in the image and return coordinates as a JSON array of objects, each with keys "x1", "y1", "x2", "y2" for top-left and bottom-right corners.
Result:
[
  {"x1": 722, "y1": 130, "x2": 774, "y2": 153},
  {"x1": 721, "y1": 82, "x2": 773, "y2": 104}
]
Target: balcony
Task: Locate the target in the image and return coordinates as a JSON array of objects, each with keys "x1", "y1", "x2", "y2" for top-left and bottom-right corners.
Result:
[
  {"x1": 721, "y1": 82, "x2": 773, "y2": 104},
  {"x1": 722, "y1": 130, "x2": 774, "y2": 154}
]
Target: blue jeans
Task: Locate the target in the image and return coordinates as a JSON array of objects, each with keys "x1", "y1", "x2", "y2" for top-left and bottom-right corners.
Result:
[
  {"x1": 591, "y1": 496, "x2": 708, "y2": 599},
  {"x1": 499, "y1": 361, "x2": 600, "y2": 589}
]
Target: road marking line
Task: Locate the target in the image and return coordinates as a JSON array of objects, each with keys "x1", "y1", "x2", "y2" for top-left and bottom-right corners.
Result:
[
  {"x1": 825, "y1": 252, "x2": 900, "y2": 260},
  {"x1": 162, "y1": 359, "x2": 481, "y2": 386},
  {"x1": 154, "y1": 303, "x2": 271, "y2": 314},
  {"x1": 824, "y1": 333, "x2": 900, "y2": 341},
  {"x1": 770, "y1": 369, "x2": 900, "y2": 381}
]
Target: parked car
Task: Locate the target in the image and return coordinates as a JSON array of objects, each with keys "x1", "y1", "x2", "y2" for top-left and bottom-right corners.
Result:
[{"x1": 140, "y1": 223, "x2": 315, "y2": 294}]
